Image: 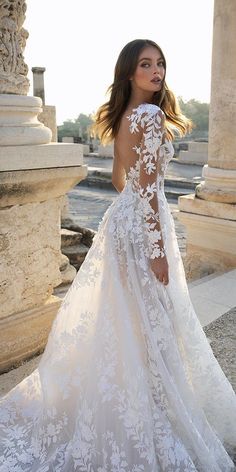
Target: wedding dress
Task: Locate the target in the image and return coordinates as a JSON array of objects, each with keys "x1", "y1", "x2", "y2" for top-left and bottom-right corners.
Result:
[{"x1": 0, "y1": 103, "x2": 236, "y2": 472}]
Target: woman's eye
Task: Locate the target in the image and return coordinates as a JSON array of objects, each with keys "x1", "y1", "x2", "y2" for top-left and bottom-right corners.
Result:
[{"x1": 140, "y1": 61, "x2": 164, "y2": 68}]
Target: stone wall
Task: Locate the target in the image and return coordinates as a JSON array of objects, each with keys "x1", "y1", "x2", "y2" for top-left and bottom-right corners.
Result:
[{"x1": 178, "y1": 142, "x2": 208, "y2": 165}]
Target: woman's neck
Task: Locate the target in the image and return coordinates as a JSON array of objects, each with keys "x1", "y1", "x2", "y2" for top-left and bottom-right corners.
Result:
[{"x1": 128, "y1": 91, "x2": 154, "y2": 110}]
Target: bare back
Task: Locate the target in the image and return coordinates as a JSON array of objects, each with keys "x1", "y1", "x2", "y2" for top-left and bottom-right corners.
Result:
[{"x1": 114, "y1": 107, "x2": 143, "y2": 177}]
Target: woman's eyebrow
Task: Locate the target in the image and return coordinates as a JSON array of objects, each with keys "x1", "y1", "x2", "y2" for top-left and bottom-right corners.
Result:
[{"x1": 138, "y1": 56, "x2": 163, "y2": 62}]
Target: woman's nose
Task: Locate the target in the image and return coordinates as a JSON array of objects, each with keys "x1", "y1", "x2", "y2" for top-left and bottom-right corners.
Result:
[{"x1": 153, "y1": 64, "x2": 162, "y2": 76}]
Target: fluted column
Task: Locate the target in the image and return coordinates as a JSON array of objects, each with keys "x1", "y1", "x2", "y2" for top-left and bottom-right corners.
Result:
[{"x1": 178, "y1": 0, "x2": 236, "y2": 280}]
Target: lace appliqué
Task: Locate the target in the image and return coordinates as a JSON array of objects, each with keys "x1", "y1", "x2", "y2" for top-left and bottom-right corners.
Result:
[{"x1": 127, "y1": 103, "x2": 167, "y2": 259}]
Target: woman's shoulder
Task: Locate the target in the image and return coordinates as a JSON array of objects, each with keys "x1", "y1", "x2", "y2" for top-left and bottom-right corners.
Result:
[
  {"x1": 130, "y1": 103, "x2": 164, "y2": 123},
  {"x1": 127, "y1": 103, "x2": 164, "y2": 134},
  {"x1": 136, "y1": 102, "x2": 164, "y2": 116}
]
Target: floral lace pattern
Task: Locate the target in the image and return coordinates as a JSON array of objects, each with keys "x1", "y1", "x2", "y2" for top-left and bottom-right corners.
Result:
[
  {"x1": 0, "y1": 103, "x2": 236, "y2": 471},
  {"x1": 127, "y1": 104, "x2": 168, "y2": 259}
]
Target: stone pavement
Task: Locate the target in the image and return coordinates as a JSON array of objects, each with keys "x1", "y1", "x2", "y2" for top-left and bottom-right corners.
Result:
[
  {"x1": 189, "y1": 269, "x2": 236, "y2": 327},
  {"x1": 203, "y1": 306, "x2": 236, "y2": 393},
  {"x1": 189, "y1": 270, "x2": 236, "y2": 394}
]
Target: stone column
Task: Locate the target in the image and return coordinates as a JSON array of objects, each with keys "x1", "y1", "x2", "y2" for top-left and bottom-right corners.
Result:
[
  {"x1": 32, "y1": 66, "x2": 46, "y2": 104},
  {"x1": 31, "y1": 66, "x2": 58, "y2": 142},
  {"x1": 178, "y1": 0, "x2": 236, "y2": 280},
  {"x1": 0, "y1": 0, "x2": 87, "y2": 372},
  {"x1": 196, "y1": 0, "x2": 236, "y2": 201}
]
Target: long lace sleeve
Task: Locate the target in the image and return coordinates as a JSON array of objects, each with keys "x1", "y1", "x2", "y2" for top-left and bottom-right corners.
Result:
[{"x1": 129, "y1": 104, "x2": 166, "y2": 260}]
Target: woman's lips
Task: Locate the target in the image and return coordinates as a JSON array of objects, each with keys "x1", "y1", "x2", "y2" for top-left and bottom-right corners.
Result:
[{"x1": 151, "y1": 78, "x2": 161, "y2": 83}]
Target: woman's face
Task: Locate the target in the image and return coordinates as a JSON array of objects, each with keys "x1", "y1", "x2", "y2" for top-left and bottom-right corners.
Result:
[{"x1": 130, "y1": 46, "x2": 165, "y2": 93}]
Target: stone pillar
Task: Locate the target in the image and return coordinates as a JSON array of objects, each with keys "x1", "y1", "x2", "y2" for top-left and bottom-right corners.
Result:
[
  {"x1": 178, "y1": 0, "x2": 236, "y2": 280},
  {"x1": 196, "y1": 0, "x2": 236, "y2": 201},
  {"x1": 31, "y1": 66, "x2": 58, "y2": 142},
  {"x1": 203, "y1": 1, "x2": 236, "y2": 172},
  {"x1": 32, "y1": 67, "x2": 46, "y2": 104},
  {"x1": 0, "y1": 0, "x2": 87, "y2": 372}
]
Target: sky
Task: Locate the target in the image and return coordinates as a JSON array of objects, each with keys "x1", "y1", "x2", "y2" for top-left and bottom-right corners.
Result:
[{"x1": 24, "y1": 0, "x2": 214, "y2": 125}]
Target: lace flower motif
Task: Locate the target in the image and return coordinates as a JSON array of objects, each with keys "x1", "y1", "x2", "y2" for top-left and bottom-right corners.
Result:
[{"x1": 127, "y1": 103, "x2": 166, "y2": 259}]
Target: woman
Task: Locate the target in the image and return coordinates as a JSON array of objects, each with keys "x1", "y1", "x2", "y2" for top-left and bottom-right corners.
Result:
[{"x1": 0, "y1": 39, "x2": 236, "y2": 471}]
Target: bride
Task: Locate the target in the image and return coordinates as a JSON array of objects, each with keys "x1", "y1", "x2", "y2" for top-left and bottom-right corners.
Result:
[{"x1": 0, "y1": 39, "x2": 236, "y2": 472}]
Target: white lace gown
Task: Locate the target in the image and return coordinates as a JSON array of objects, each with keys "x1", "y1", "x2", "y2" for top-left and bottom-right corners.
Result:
[{"x1": 0, "y1": 103, "x2": 236, "y2": 472}]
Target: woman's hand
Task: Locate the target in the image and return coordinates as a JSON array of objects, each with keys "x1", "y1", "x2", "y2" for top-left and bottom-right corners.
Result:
[{"x1": 150, "y1": 256, "x2": 169, "y2": 285}]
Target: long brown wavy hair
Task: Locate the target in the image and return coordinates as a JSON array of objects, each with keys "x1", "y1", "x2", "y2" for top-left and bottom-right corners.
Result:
[{"x1": 93, "y1": 39, "x2": 193, "y2": 143}]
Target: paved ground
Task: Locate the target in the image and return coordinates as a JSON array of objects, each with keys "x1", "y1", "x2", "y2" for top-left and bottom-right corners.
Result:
[
  {"x1": 68, "y1": 186, "x2": 117, "y2": 231},
  {"x1": 189, "y1": 270, "x2": 236, "y2": 327},
  {"x1": 203, "y1": 306, "x2": 236, "y2": 393}
]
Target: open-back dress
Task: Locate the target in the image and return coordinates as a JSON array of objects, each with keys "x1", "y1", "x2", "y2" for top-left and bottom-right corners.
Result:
[{"x1": 0, "y1": 103, "x2": 236, "y2": 471}]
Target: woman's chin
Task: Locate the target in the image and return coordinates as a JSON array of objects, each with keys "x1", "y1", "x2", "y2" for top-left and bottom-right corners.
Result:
[{"x1": 151, "y1": 84, "x2": 162, "y2": 91}]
